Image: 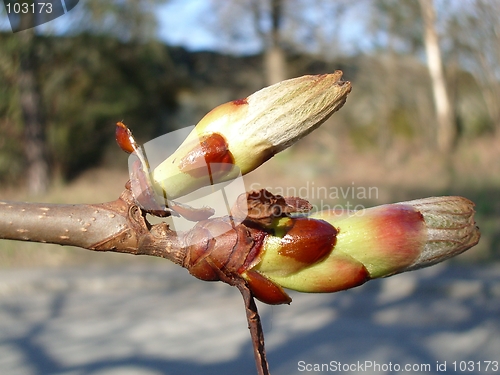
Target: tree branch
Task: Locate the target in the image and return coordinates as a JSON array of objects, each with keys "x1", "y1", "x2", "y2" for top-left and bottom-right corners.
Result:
[{"x1": 0, "y1": 189, "x2": 186, "y2": 266}]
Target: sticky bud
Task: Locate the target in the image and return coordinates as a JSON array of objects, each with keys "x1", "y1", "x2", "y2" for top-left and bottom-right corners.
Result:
[
  {"x1": 152, "y1": 72, "x2": 351, "y2": 199},
  {"x1": 250, "y1": 196, "x2": 479, "y2": 297}
]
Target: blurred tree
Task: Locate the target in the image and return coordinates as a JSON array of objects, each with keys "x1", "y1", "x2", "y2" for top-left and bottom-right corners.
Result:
[
  {"x1": 0, "y1": 37, "x2": 24, "y2": 182},
  {"x1": 448, "y1": 0, "x2": 500, "y2": 138},
  {"x1": 38, "y1": 35, "x2": 176, "y2": 179},
  {"x1": 17, "y1": 8, "x2": 49, "y2": 195},
  {"x1": 359, "y1": 0, "x2": 434, "y2": 151},
  {"x1": 419, "y1": 0, "x2": 455, "y2": 153},
  {"x1": 0, "y1": 0, "x2": 176, "y2": 187},
  {"x1": 205, "y1": 0, "x2": 346, "y2": 85},
  {"x1": 262, "y1": 0, "x2": 287, "y2": 84},
  {"x1": 70, "y1": 0, "x2": 163, "y2": 42},
  {"x1": 206, "y1": 0, "x2": 287, "y2": 85}
]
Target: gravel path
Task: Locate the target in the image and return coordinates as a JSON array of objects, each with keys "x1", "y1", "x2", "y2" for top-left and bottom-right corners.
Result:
[{"x1": 0, "y1": 263, "x2": 499, "y2": 375}]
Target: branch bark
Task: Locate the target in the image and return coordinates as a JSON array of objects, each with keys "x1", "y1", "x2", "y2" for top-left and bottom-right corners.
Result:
[{"x1": 0, "y1": 189, "x2": 185, "y2": 265}]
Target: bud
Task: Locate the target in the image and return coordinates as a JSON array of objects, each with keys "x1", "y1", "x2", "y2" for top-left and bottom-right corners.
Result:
[
  {"x1": 244, "y1": 196, "x2": 479, "y2": 302},
  {"x1": 152, "y1": 72, "x2": 351, "y2": 199}
]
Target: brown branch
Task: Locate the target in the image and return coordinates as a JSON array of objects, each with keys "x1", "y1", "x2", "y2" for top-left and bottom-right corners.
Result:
[
  {"x1": 208, "y1": 263, "x2": 271, "y2": 375},
  {"x1": 0, "y1": 189, "x2": 186, "y2": 266},
  {"x1": 236, "y1": 281, "x2": 270, "y2": 375}
]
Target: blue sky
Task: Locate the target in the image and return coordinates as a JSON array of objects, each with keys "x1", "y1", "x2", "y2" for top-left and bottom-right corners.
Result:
[
  {"x1": 156, "y1": 0, "x2": 234, "y2": 52},
  {"x1": 155, "y1": 0, "x2": 371, "y2": 55}
]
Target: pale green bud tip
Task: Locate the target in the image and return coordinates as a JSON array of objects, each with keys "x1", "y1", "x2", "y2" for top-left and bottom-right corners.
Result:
[{"x1": 396, "y1": 196, "x2": 480, "y2": 272}]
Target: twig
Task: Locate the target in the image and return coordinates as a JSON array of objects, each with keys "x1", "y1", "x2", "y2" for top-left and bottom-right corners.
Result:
[
  {"x1": 236, "y1": 280, "x2": 270, "y2": 375},
  {"x1": 0, "y1": 189, "x2": 186, "y2": 265}
]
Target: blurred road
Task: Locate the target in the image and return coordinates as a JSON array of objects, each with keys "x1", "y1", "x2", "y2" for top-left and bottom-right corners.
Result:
[{"x1": 0, "y1": 262, "x2": 499, "y2": 375}]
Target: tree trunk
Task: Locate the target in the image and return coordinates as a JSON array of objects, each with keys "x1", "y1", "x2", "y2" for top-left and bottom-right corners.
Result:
[
  {"x1": 419, "y1": 0, "x2": 455, "y2": 153},
  {"x1": 264, "y1": 0, "x2": 287, "y2": 85},
  {"x1": 18, "y1": 12, "x2": 50, "y2": 195},
  {"x1": 264, "y1": 44, "x2": 287, "y2": 86}
]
